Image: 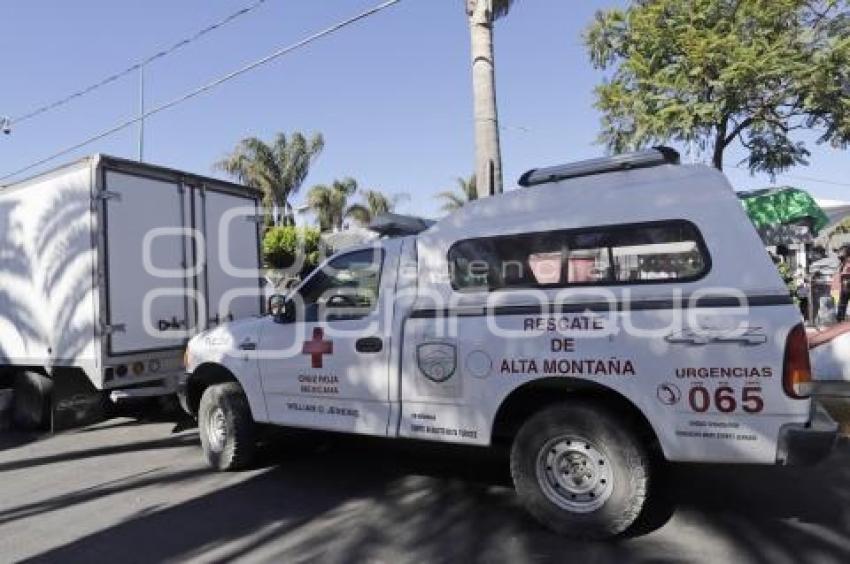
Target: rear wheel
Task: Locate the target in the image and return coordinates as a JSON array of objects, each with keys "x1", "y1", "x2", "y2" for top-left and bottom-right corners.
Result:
[
  {"x1": 12, "y1": 371, "x2": 53, "y2": 431},
  {"x1": 198, "y1": 382, "x2": 256, "y2": 471},
  {"x1": 510, "y1": 402, "x2": 650, "y2": 539}
]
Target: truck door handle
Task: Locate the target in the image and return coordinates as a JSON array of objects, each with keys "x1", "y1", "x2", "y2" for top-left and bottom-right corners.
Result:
[
  {"x1": 356, "y1": 337, "x2": 383, "y2": 353},
  {"x1": 239, "y1": 341, "x2": 257, "y2": 351}
]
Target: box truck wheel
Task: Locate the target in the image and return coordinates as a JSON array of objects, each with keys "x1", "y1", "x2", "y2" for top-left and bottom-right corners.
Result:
[
  {"x1": 198, "y1": 382, "x2": 256, "y2": 471},
  {"x1": 12, "y1": 371, "x2": 53, "y2": 431},
  {"x1": 510, "y1": 402, "x2": 649, "y2": 539}
]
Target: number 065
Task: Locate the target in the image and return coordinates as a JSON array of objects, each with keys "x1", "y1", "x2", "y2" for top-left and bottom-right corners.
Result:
[{"x1": 688, "y1": 386, "x2": 763, "y2": 414}]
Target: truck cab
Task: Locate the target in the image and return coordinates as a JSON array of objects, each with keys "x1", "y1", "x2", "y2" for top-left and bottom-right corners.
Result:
[{"x1": 181, "y1": 148, "x2": 838, "y2": 539}]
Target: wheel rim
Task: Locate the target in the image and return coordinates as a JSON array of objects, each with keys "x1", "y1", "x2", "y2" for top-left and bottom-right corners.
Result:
[
  {"x1": 535, "y1": 435, "x2": 613, "y2": 513},
  {"x1": 206, "y1": 407, "x2": 227, "y2": 451}
]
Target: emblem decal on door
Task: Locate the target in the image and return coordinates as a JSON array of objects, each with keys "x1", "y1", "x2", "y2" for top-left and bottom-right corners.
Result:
[
  {"x1": 656, "y1": 383, "x2": 682, "y2": 406},
  {"x1": 417, "y1": 342, "x2": 457, "y2": 383},
  {"x1": 303, "y1": 328, "x2": 333, "y2": 368}
]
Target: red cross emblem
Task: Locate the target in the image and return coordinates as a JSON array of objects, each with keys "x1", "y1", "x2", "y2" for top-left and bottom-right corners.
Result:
[{"x1": 302, "y1": 327, "x2": 333, "y2": 368}]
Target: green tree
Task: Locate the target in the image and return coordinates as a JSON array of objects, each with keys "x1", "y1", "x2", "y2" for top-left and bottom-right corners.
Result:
[
  {"x1": 307, "y1": 178, "x2": 358, "y2": 232},
  {"x1": 584, "y1": 0, "x2": 850, "y2": 176},
  {"x1": 216, "y1": 131, "x2": 324, "y2": 224},
  {"x1": 436, "y1": 175, "x2": 478, "y2": 213},
  {"x1": 832, "y1": 217, "x2": 850, "y2": 236},
  {"x1": 346, "y1": 189, "x2": 409, "y2": 225},
  {"x1": 262, "y1": 225, "x2": 322, "y2": 276},
  {"x1": 466, "y1": 0, "x2": 517, "y2": 197}
]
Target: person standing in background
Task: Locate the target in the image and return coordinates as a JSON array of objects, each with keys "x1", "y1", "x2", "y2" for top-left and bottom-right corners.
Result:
[
  {"x1": 795, "y1": 275, "x2": 810, "y2": 322},
  {"x1": 832, "y1": 247, "x2": 850, "y2": 322}
]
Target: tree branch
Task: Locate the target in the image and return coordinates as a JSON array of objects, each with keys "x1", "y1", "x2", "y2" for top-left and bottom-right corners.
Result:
[
  {"x1": 723, "y1": 117, "x2": 753, "y2": 148},
  {"x1": 736, "y1": 129, "x2": 755, "y2": 149}
]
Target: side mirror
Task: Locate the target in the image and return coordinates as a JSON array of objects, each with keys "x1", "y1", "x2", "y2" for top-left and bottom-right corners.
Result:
[{"x1": 267, "y1": 294, "x2": 293, "y2": 323}]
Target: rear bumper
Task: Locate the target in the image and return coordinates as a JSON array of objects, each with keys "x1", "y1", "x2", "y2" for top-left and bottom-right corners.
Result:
[
  {"x1": 108, "y1": 373, "x2": 180, "y2": 402},
  {"x1": 776, "y1": 402, "x2": 839, "y2": 466}
]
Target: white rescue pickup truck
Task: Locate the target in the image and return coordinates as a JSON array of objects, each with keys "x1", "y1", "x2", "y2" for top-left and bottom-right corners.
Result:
[{"x1": 181, "y1": 148, "x2": 838, "y2": 538}]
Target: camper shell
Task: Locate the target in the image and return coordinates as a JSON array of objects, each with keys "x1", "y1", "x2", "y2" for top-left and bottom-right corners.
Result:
[
  {"x1": 0, "y1": 155, "x2": 263, "y2": 428},
  {"x1": 181, "y1": 148, "x2": 837, "y2": 539}
]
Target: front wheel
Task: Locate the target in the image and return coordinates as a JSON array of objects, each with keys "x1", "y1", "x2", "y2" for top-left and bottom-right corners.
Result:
[
  {"x1": 198, "y1": 382, "x2": 257, "y2": 471},
  {"x1": 510, "y1": 402, "x2": 650, "y2": 539}
]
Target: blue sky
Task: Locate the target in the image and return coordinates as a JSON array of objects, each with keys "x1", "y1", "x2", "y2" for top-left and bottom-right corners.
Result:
[{"x1": 1, "y1": 0, "x2": 847, "y2": 219}]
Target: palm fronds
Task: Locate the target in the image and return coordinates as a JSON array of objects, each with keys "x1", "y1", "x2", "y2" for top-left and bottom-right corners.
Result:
[
  {"x1": 216, "y1": 131, "x2": 324, "y2": 224},
  {"x1": 436, "y1": 174, "x2": 477, "y2": 213}
]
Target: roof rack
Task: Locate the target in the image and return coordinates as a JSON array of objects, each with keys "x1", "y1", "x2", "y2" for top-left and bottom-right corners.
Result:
[
  {"x1": 368, "y1": 213, "x2": 435, "y2": 237},
  {"x1": 518, "y1": 146, "x2": 680, "y2": 188}
]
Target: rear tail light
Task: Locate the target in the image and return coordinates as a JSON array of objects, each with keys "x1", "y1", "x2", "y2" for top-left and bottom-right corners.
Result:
[{"x1": 783, "y1": 324, "x2": 812, "y2": 399}]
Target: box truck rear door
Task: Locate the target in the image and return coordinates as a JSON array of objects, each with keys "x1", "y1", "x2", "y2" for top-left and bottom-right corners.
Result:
[
  {"x1": 201, "y1": 189, "x2": 262, "y2": 328},
  {"x1": 103, "y1": 170, "x2": 189, "y2": 355}
]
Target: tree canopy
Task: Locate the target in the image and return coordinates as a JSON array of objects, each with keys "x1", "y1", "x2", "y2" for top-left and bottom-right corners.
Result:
[
  {"x1": 584, "y1": 0, "x2": 850, "y2": 176},
  {"x1": 216, "y1": 131, "x2": 324, "y2": 224},
  {"x1": 307, "y1": 178, "x2": 359, "y2": 232},
  {"x1": 436, "y1": 175, "x2": 477, "y2": 213},
  {"x1": 307, "y1": 179, "x2": 407, "y2": 232},
  {"x1": 262, "y1": 225, "x2": 322, "y2": 276},
  {"x1": 346, "y1": 190, "x2": 408, "y2": 226}
]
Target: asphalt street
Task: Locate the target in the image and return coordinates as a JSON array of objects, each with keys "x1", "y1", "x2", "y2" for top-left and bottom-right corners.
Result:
[{"x1": 1, "y1": 418, "x2": 849, "y2": 564}]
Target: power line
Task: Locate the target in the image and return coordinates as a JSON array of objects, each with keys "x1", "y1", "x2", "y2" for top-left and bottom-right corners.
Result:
[
  {"x1": 0, "y1": 0, "x2": 403, "y2": 184},
  {"x1": 773, "y1": 172, "x2": 850, "y2": 189},
  {"x1": 6, "y1": 0, "x2": 273, "y2": 128},
  {"x1": 729, "y1": 164, "x2": 850, "y2": 188}
]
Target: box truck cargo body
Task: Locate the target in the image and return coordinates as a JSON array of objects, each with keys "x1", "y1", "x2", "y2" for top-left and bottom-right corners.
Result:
[{"x1": 0, "y1": 155, "x2": 263, "y2": 429}]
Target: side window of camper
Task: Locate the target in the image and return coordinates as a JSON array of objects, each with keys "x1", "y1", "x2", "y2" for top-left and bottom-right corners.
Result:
[{"x1": 448, "y1": 221, "x2": 708, "y2": 291}]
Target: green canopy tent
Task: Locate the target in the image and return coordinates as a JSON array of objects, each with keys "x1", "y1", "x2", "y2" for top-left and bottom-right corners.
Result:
[{"x1": 738, "y1": 187, "x2": 829, "y2": 245}]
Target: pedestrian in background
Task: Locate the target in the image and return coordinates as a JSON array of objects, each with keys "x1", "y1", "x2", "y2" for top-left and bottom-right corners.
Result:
[
  {"x1": 833, "y1": 246, "x2": 850, "y2": 322},
  {"x1": 796, "y1": 275, "x2": 810, "y2": 322}
]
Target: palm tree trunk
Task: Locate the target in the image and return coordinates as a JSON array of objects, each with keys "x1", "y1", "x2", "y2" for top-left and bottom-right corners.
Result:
[{"x1": 468, "y1": 0, "x2": 504, "y2": 197}]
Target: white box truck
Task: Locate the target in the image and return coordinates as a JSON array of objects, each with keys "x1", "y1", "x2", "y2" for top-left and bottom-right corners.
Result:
[{"x1": 0, "y1": 155, "x2": 264, "y2": 430}]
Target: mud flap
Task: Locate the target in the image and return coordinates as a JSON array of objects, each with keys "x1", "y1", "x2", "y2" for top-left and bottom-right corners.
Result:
[{"x1": 51, "y1": 369, "x2": 108, "y2": 432}]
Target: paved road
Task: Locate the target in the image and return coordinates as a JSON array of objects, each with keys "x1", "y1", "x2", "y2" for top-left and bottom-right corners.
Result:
[{"x1": 1, "y1": 419, "x2": 849, "y2": 564}]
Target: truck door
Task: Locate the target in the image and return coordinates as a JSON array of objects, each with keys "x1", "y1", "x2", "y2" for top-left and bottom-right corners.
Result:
[
  {"x1": 198, "y1": 187, "x2": 262, "y2": 329},
  {"x1": 103, "y1": 170, "x2": 189, "y2": 355},
  {"x1": 257, "y1": 242, "x2": 399, "y2": 435}
]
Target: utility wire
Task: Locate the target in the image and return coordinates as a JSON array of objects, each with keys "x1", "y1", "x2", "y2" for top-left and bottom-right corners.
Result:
[
  {"x1": 7, "y1": 0, "x2": 273, "y2": 127},
  {"x1": 729, "y1": 163, "x2": 850, "y2": 189},
  {"x1": 771, "y1": 172, "x2": 850, "y2": 189},
  {"x1": 0, "y1": 0, "x2": 402, "y2": 184}
]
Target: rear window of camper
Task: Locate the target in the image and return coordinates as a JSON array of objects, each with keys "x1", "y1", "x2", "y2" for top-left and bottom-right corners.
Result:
[{"x1": 448, "y1": 220, "x2": 709, "y2": 291}]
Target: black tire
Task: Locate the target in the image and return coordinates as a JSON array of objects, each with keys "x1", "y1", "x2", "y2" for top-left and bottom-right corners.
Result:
[
  {"x1": 12, "y1": 371, "x2": 53, "y2": 431},
  {"x1": 510, "y1": 401, "x2": 649, "y2": 539},
  {"x1": 198, "y1": 382, "x2": 256, "y2": 471}
]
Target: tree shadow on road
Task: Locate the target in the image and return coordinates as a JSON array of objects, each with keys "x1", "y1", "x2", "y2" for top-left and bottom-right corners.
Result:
[
  {"x1": 0, "y1": 429, "x2": 43, "y2": 453},
  {"x1": 0, "y1": 432, "x2": 198, "y2": 473},
  {"x1": 0, "y1": 465, "x2": 209, "y2": 528},
  {"x1": 17, "y1": 433, "x2": 850, "y2": 564}
]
